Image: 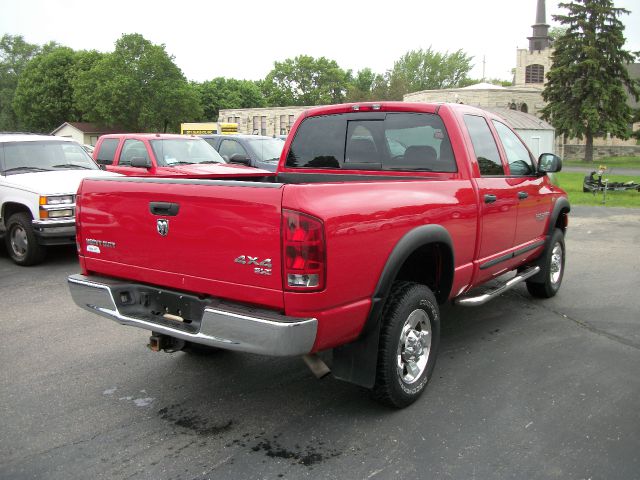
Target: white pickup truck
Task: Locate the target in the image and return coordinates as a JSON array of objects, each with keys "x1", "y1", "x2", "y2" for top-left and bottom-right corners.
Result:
[{"x1": 0, "y1": 133, "x2": 116, "y2": 265}]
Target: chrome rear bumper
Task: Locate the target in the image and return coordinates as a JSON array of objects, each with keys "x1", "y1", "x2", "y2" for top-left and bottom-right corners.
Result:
[{"x1": 67, "y1": 274, "x2": 317, "y2": 356}]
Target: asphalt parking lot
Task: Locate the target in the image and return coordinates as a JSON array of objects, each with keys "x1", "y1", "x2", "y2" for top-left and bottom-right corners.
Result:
[{"x1": 1, "y1": 205, "x2": 639, "y2": 480}]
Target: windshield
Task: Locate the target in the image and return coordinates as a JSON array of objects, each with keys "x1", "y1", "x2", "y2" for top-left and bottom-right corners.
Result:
[
  {"x1": 246, "y1": 138, "x2": 285, "y2": 162},
  {"x1": 150, "y1": 138, "x2": 225, "y2": 166},
  {"x1": 1, "y1": 140, "x2": 99, "y2": 174}
]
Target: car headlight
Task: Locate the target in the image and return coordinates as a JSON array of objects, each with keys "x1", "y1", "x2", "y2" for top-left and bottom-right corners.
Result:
[
  {"x1": 40, "y1": 195, "x2": 74, "y2": 205},
  {"x1": 39, "y1": 195, "x2": 75, "y2": 220},
  {"x1": 47, "y1": 209, "x2": 74, "y2": 218}
]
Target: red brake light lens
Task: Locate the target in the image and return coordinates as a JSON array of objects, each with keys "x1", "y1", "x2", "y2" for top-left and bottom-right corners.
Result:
[{"x1": 282, "y1": 209, "x2": 325, "y2": 291}]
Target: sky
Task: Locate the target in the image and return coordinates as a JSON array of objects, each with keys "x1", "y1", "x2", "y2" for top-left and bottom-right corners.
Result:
[{"x1": 1, "y1": 0, "x2": 639, "y2": 83}]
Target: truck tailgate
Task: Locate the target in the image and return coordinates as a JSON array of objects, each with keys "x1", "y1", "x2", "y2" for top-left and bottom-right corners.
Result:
[{"x1": 77, "y1": 177, "x2": 285, "y2": 308}]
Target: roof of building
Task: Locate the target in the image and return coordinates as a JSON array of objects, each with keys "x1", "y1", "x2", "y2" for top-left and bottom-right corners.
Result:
[
  {"x1": 460, "y1": 82, "x2": 506, "y2": 90},
  {"x1": 51, "y1": 122, "x2": 124, "y2": 135},
  {"x1": 403, "y1": 84, "x2": 543, "y2": 100},
  {"x1": 481, "y1": 107, "x2": 554, "y2": 130}
]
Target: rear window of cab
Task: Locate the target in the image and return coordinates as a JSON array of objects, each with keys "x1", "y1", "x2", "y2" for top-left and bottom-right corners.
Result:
[{"x1": 286, "y1": 112, "x2": 456, "y2": 172}]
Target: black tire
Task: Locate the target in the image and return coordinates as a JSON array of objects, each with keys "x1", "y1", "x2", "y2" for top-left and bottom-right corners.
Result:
[
  {"x1": 5, "y1": 212, "x2": 46, "y2": 266},
  {"x1": 372, "y1": 281, "x2": 441, "y2": 408},
  {"x1": 526, "y1": 228, "x2": 565, "y2": 298}
]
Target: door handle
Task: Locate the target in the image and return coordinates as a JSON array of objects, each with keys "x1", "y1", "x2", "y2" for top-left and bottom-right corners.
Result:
[
  {"x1": 149, "y1": 202, "x2": 180, "y2": 216},
  {"x1": 484, "y1": 194, "x2": 497, "y2": 204},
  {"x1": 518, "y1": 191, "x2": 528, "y2": 200}
]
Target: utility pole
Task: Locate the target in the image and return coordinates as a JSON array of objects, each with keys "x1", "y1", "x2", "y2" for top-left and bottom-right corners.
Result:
[{"x1": 482, "y1": 56, "x2": 486, "y2": 82}]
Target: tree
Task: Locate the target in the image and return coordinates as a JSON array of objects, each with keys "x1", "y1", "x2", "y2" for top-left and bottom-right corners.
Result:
[
  {"x1": 197, "y1": 78, "x2": 265, "y2": 120},
  {"x1": 549, "y1": 26, "x2": 569, "y2": 42},
  {"x1": 262, "y1": 55, "x2": 351, "y2": 106},
  {"x1": 541, "y1": 0, "x2": 639, "y2": 162},
  {"x1": 13, "y1": 46, "x2": 80, "y2": 132},
  {"x1": 387, "y1": 48, "x2": 474, "y2": 99},
  {"x1": 345, "y1": 68, "x2": 392, "y2": 102},
  {"x1": 73, "y1": 34, "x2": 201, "y2": 132},
  {"x1": 0, "y1": 35, "x2": 40, "y2": 130},
  {"x1": 457, "y1": 77, "x2": 513, "y2": 87}
]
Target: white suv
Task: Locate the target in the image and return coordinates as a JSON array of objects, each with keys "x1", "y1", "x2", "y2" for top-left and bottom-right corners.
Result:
[{"x1": 0, "y1": 134, "x2": 117, "y2": 265}]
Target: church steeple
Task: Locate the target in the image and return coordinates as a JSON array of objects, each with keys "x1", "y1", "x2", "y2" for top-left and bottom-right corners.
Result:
[{"x1": 528, "y1": 0, "x2": 551, "y2": 51}]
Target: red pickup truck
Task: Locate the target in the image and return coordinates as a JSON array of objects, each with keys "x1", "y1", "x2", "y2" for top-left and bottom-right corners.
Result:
[
  {"x1": 68, "y1": 102, "x2": 569, "y2": 408},
  {"x1": 93, "y1": 133, "x2": 269, "y2": 178}
]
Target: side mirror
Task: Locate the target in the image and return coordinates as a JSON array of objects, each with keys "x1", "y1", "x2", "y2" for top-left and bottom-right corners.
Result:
[
  {"x1": 537, "y1": 153, "x2": 562, "y2": 174},
  {"x1": 130, "y1": 157, "x2": 152, "y2": 168},
  {"x1": 229, "y1": 154, "x2": 251, "y2": 166}
]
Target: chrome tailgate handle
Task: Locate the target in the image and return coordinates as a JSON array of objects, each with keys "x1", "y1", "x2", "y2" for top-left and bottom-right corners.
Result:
[{"x1": 149, "y1": 202, "x2": 179, "y2": 216}]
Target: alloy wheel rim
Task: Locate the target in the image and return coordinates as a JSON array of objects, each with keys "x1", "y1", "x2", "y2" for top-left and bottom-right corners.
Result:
[
  {"x1": 396, "y1": 309, "x2": 432, "y2": 384},
  {"x1": 550, "y1": 243, "x2": 563, "y2": 285},
  {"x1": 10, "y1": 225, "x2": 28, "y2": 258}
]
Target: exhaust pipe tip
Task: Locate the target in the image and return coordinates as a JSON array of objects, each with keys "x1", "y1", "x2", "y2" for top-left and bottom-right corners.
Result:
[{"x1": 303, "y1": 354, "x2": 331, "y2": 379}]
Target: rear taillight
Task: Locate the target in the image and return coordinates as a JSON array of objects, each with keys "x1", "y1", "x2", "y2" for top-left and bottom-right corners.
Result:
[
  {"x1": 282, "y1": 209, "x2": 325, "y2": 291},
  {"x1": 75, "y1": 194, "x2": 82, "y2": 254}
]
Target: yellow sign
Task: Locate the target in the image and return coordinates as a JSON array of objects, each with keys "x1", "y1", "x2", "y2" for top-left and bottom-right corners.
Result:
[
  {"x1": 180, "y1": 122, "x2": 239, "y2": 135},
  {"x1": 180, "y1": 122, "x2": 217, "y2": 134},
  {"x1": 220, "y1": 123, "x2": 239, "y2": 134}
]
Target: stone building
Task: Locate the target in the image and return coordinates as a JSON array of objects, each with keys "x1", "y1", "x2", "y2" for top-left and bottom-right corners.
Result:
[
  {"x1": 515, "y1": 0, "x2": 553, "y2": 87},
  {"x1": 219, "y1": 105, "x2": 308, "y2": 137},
  {"x1": 403, "y1": 83, "x2": 546, "y2": 116}
]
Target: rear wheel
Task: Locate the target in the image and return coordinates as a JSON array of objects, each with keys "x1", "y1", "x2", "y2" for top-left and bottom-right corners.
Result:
[
  {"x1": 372, "y1": 282, "x2": 440, "y2": 408},
  {"x1": 5, "y1": 213, "x2": 46, "y2": 266},
  {"x1": 526, "y1": 228, "x2": 565, "y2": 298}
]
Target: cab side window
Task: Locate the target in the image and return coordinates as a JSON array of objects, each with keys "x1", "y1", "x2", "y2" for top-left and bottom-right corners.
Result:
[
  {"x1": 492, "y1": 121, "x2": 535, "y2": 176},
  {"x1": 119, "y1": 139, "x2": 150, "y2": 166},
  {"x1": 96, "y1": 138, "x2": 119, "y2": 166},
  {"x1": 463, "y1": 115, "x2": 504, "y2": 176}
]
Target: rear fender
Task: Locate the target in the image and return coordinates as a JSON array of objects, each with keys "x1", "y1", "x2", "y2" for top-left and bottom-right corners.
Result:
[{"x1": 332, "y1": 225, "x2": 454, "y2": 388}]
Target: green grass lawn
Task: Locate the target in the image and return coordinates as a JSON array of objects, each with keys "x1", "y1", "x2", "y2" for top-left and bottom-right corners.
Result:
[
  {"x1": 552, "y1": 172, "x2": 640, "y2": 208},
  {"x1": 563, "y1": 156, "x2": 640, "y2": 170}
]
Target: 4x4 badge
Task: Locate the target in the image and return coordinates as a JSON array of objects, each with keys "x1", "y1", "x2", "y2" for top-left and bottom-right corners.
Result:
[
  {"x1": 157, "y1": 219, "x2": 169, "y2": 236},
  {"x1": 234, "y1": 255, "x2": 272, "y2": 276}
]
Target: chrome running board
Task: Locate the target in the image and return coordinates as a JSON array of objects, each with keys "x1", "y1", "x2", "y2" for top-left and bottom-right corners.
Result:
[{"x1": 454, "y1": 266, "x2": 541, "y2": 307}]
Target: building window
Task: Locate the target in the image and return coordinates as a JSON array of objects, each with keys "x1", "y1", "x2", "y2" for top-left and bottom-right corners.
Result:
[
  {"x1": 525, "y1": 64, "x2": 544, "y2": 83},
  {"x1": 280, "y1": 115, "x2": 287, "y2": 135},
  {"x1": 253, "y1": 116, "x2": 260, "y2": 135},
  {"x1": 520, "y1": 103, "x2": 528, "y2": 113},
  {"x1": 289, "y1": 115, "x2": 295, "y2": 130},
  {"x1": 261, "y1": 116, "x2": 267, "y2": 136},
  {"x1": 228, "y1": 116, "x2": 234, "y2": 123}
]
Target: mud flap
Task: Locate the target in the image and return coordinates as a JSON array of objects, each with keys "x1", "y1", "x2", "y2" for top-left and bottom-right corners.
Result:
[{"x1": 332, "y1": 323, "x2": 381, "y2": 389}]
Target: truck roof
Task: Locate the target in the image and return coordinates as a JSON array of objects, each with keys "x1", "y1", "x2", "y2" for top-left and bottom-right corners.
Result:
[
  {"x1": 301, "y1": 101, "x2": 487, "y2": 117},
  {"x1": 0, "y1": 133, "x2": 76, "y2": 143},
  {"x1": 99, "y1": 133, "x2": 199, "y2": 140}
]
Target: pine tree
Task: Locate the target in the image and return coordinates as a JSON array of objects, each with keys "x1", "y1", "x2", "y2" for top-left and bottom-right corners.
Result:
[{"x1": 541, "y1": 0, "x2": 639, "y2": 162}]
